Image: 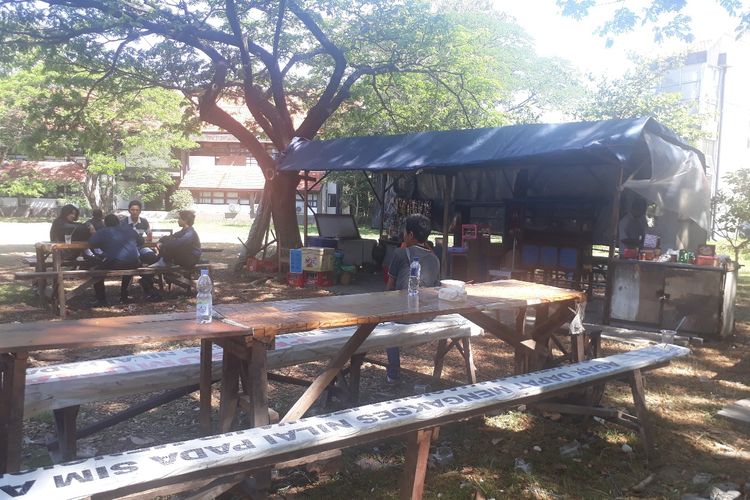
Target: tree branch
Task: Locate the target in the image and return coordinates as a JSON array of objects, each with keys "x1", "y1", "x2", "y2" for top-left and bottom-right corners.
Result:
[
  {"x1": 287, "y1": 0, "x2": 347, "y2": 137},
  {"x1": 223, "y1": 0, "x2": 279, "y2": 143},
  {"x1": 273, "y1": 0, "x2": 287, "y2": 58},
  {"x1": 198, "y1": 60, "x2": 275, "y2": 177}
]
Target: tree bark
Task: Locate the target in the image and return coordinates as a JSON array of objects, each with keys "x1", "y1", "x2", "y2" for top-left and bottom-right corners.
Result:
[{"x1": 237, "y1": 172, "x2": 301, "y2": 268}]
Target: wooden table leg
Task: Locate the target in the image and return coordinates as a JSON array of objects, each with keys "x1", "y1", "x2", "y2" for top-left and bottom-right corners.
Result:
[
  {"x1": 459, "y1": 337, "x2": 477, "y2": 384},
  {"x1": 629, "y1": 368, "x2": 651, "y2": 460},
  {"x1": 432, "y1": 339, "x2": 449, "y2": 382},
  {"x1": 0, "y1": 351, "x2": 28, "y2": 473},
  {"x1": 52, "y1": 405, "x2": 80, "y2": 462},
  {"x1": 247, "y1": 339, "x2": 269, "y2": 428},
  {"x1": 401, "y1": 427, "x2": 438, "y2": 500},
  {"x1": 199, "y1": 339, "x2": 213, "y2": 435},
  {"x1": 247, "y1": 339, "x2": 272, "y2": 494},
  {"x1": 218, "y1": 345, "x2": 242, "y2": 433},
  {"x1": 281, "y1": 322, "x2": 377, "y2": 423},
  {"x1": 514, "y1": 307, "x2": 527, "y2": 374},
  {"x1": 348, "y1": 353, "x2": 366, "y2": 405},
  {"x1": 34, "y1": 245, "x2": 48, "y2": 309},
  {"x1": 52, "y1": 250, "x2": 65, "y2": 317}
]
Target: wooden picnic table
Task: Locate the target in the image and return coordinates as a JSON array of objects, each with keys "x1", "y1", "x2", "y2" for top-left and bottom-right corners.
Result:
[
  {"x1": 30, "y1": 241, "x2": 222, "y2": 315},
  {"x1": 0, "y1": 279, "x2": 584, "y2": 474}
]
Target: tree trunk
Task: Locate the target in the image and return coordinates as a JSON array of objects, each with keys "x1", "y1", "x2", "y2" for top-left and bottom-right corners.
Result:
[
  {"x1": 272, "y1": 172, "x2": 303, "y2": 248},
  {"x1": 248, "y1": 192, "x2": 256, "y2": 217},
  {"x1": 236, "y1": 172, "x2": 302, "y2": 269},
  {"x1": 83, "y1": 173, "x2": 101, "y2": 210}
]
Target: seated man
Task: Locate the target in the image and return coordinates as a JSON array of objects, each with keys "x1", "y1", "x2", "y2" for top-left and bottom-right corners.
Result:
[
  {"x1": 385, "y1": 214, "x2": 441, "y2": 383},
  {"x1": 121, "y1": 199, "x2": 159, "y2": 264},
  {"x1": 150, "y1": 210, "x2": 202, "y2": 268},
  {"x1": 89, "y1": 214, "x2": 160, "y2": 306}
]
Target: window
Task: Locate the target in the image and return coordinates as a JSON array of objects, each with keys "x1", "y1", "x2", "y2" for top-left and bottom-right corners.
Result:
[
  {"x1": 685, "y1": 51, "x2": 707, "y2": 65},
  {"x1": 239, "y1": 193, "x2": 250, "y2": 205},
  {"x1": 198, "y1": 191, "x2": 212, "y2": 204},
  {"x1": 327, "y1": 193, "x2": 337, "y2": 208},
  {"x1": 226, "y1": 191, "x2": 239, "y2": 204}
]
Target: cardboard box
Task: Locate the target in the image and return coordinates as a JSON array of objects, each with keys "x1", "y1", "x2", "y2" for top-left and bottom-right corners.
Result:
[{"x1": 302, "y1": 247, "x2": 334, "y2": 272}]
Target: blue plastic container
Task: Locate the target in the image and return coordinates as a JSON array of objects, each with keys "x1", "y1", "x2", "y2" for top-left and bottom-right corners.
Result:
[{"x1": 289, "y1": 248, "x2": 303, "y2": 273}]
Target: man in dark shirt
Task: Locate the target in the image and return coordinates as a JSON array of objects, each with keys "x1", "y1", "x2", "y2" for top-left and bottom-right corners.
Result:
[
  {"x1": 385, "y1": 214, "x2": 441, "y2": 383},
  {"x1": 121, "y1": 200, "x2": 151, "y2": 236},
  {"x1": 89, "y1": 214, "x2": 159, "y2": 306},
  {"x1": 121, "y1": 199, "x2": 159, "y2": 264},
  {"x1": 150, "y1": 210, "x2": 202, "y2": 268}
]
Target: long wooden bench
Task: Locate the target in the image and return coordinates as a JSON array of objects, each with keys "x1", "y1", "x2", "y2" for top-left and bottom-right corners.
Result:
[
  {"x1": 25, "y1": 315, "x2": 480, "y2": 461},
  {"x1": 0, "y1": 345, "x2": 690, "y2": 500},
  {"x1": 14, "y1": 263, "x2": 228, "y2": 314}
]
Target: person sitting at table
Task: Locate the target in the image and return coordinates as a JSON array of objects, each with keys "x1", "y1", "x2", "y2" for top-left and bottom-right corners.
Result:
[
  {"x1": 149, "y1": 210, "x2": 201, "y2": 268},
  {"x1": 82, "y1": 209, "x2": 106, "y2": 265},
  {"x1": 122, "y1": 200, "x2": 151, "y2": 235},
  {"x1": 85, "y1": 209, "x2": 105, "y2": 233},
  {"x1": 384, "y1": 213, "x2": 441, "y2": 383},
  {"x1": 121, "y1": 199, "x2": 159, "y2": 264},
  {"x1": 50, "y1": 204, "x2": 89, "y2": 242},
  {"x1": 50, "y1": 204, "x2": 91, "y2": 263},
  {"x1": 89, "y1": 214, "x2": 161, "y2": 306}
]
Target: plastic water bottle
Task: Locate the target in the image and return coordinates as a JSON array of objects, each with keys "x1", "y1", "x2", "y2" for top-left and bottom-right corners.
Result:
[
  {"x1": 408, "y1": 257, "x2": 421, "y2": 297},
  {"x1": 196, "y1": 269, "x2": 213, "y2": 324}
]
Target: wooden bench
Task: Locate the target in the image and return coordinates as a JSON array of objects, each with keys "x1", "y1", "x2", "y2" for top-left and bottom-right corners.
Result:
[
  {"x1": 14, "y1": 263, "x2": 228, "y2": 315},
  {"x1": 25, "y1": 315, "x2": 480, "y2": 462},
  {"x1": 1, "y1": 345, "x2": 689, "y2": 499}
]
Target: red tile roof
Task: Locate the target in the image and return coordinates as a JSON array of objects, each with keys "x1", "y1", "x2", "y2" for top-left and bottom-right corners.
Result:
[{"x1": 0, "y1": 160, "x2": 86, "y2": 183}]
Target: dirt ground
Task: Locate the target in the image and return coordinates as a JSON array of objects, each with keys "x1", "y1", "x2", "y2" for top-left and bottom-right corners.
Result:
[{"x1": 1, "y1": 239, "x2": 749, "y2": 499}]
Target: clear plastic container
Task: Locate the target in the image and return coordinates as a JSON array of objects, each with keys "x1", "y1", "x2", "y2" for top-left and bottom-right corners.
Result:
[
  {"x1": 196, "y1": 269, "x2": 213, "y2": 324},
  {"x1": 408, "y1": 258, "x2": 421, "y2": 296},
  {"x1": 660, "y1": 329, "x2": 676, "y2": 345}
]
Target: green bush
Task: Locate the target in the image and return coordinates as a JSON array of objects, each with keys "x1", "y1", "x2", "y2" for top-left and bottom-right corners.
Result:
[{"x1": 170, "y1": 189, "x2": 194, "y2": 210}]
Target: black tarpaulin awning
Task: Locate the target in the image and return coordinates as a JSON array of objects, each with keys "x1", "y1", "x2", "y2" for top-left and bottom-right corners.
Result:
[
  {"x1": 278, "y1": 117, "x2": 710, "y2": 239},
  {"x1": 278, "y1": 117, "x2": 705, "y2": 180}
]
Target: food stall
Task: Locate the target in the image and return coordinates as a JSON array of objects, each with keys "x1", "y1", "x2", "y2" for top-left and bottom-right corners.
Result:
[{"x1": 278, "y1": 117, "x2": 734, "y2": 337}]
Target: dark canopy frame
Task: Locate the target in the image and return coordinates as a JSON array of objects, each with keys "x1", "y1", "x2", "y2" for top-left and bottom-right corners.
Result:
[{"x1": 278, "y1": 117, "x2": 710, "y2": 276}]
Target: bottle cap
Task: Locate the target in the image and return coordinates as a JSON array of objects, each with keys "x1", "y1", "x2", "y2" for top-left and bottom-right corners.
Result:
[{"x1": 413, "y1": 257, "x2": 419, "y2": 261}]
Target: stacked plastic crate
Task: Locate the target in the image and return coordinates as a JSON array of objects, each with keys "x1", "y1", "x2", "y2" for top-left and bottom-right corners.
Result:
[{"x1": 287, "y1": 247, "x2": 335, "y2": 287}]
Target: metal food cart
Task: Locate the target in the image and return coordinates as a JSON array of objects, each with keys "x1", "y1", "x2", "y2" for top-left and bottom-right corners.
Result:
[{"x1": 607, "y1": 259, "x2": 737, "y2": 338}]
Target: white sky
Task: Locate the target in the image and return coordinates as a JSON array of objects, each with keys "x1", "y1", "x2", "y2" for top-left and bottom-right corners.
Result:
[{"x1": 497, "y1": 0, "x2": 741, "y2": 76}]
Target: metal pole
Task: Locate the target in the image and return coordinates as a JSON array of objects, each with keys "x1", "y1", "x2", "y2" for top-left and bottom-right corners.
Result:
[
  {"x1": 303, "y1": 170, "x2": 309, "y2": 245},
  {"x1": 379, "y1": 173, "x2": 386, "y2": 240},
  {"x1": 442, "y1": 175, "x2": 453, "y2": 278},
  {"x1": 604, "y1": 166, "x2": 625, "y2": 325}
]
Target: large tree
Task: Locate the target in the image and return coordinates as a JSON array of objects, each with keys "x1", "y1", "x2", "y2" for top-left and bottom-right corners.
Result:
[{"x1": 1, "y1": 0, "x2": 578, "y2": 258}]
